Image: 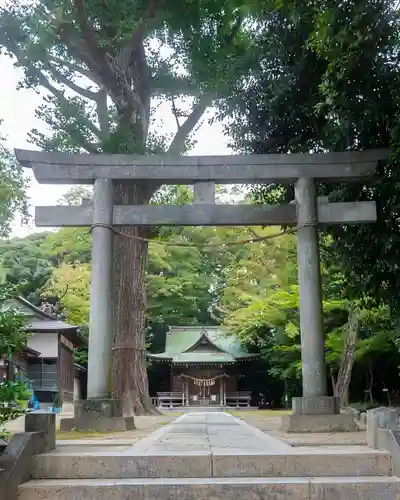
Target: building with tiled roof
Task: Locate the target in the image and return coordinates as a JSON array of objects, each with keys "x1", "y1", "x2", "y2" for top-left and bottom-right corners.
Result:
[{"x1": 148, "y1": 326, "x2": 257, "y2": 407}]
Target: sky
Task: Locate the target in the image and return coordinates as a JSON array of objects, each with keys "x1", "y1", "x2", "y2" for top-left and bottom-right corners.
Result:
[{"x1": 0, "y1": 55, "x2": 231, "y2": 237}]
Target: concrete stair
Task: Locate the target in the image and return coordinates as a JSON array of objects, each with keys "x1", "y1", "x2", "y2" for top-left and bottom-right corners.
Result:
[
  {"x1": 17, "y1": 447, "x2": 400, "y2": 499},
  {"x1": 30, "y1": 447, "x2": 393, "y2": 478},
  {"x1": 16, "y1": 413, "x2": 400, "y2": 499},
  {"x1": 17, "y1": 476, "x2": 400, "y2": 500}
]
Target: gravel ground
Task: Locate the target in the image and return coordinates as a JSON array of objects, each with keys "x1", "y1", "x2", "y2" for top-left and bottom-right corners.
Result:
[
  {"x1": 234, "y1": 413, "x2": 367, "y2": 447},
  {"x1": 56, "y1": 413, "x2": 180, "y2": 442}
]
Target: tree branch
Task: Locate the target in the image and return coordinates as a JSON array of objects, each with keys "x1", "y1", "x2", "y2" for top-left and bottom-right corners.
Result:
[
  {"x1": 14, "y1": 45, "x2": 102, "y2": 140},
  {"x1": 168, "y1": 95, "x2": 211, "y2": 154},
  {"x1": 96, "y1": 89, "x2": 110, "y2": 140},
  {"x1": 46, "y1": 64, "x2": 98, "y2": 100},
  {"x1": 70, "y1": 0, "x2": 117, "y2": 86},
  {"x1": 73, "y1": 0, "x2": 106, "y2": 61},
  {"x1": 82, "y1": 140, "x2": 100, "y2": 153},
  {"x1": 35, "y1": 71, "x2": 102, "y2": 139},
  {"x1": 166, "y1": 11, "x2": 245, "y2": 156},
  {"x1": 171, "y1": 96, "x2": 181, "y2": 130},
  {"x1": 113, "y1": 0, "x2": 157, "y2": 79},
  {"x1": 247, "y1": 228, "x2": 261, "y2": 238},
  {"x1": 56, "y1": 24, "x2": 98, "y2": 73},
  {"x1": 128, "y1": 0, "x2": 157, "y2": 57},
  {"x1": 48, "y1": 55, "x2": 103, "y2": 86},
  {"x1": 150, "y1": 72, "x2": 201, "y2": 97},
  {"x1": 0, "y1": 16, "x2": 103, "y2": 142}
]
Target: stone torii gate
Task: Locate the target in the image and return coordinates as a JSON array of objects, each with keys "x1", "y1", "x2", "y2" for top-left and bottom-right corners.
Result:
[{"x1": 16, "y1": 148, "x2": 389, "y2": 432}]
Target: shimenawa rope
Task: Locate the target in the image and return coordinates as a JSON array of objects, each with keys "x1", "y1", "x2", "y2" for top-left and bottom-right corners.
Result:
[{"x1": 90, "y1": 221, "x2": 317, "y2": 249}]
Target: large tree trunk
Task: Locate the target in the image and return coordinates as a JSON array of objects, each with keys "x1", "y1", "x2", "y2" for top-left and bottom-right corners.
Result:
[
  {"x1": 334, "y1": 309, "x2": 359, "y2": 408},
  {"x1": 112, "y1": 181, "x2": 158, "y2": 416}
]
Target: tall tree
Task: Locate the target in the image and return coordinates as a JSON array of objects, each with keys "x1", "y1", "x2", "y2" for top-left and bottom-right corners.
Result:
[
  {"x1": 0, "y1": 0, "x2": 252, "y2": 414},
  {"x1": 221, "y1": 229, "x2": 396, "y2": 405},
  {"x1": 221, "y1": 0, "x2": 400, "y2": 310}
]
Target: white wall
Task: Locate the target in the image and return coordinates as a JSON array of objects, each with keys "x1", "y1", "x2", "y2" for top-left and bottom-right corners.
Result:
[{"x1": 27, "y1": 333, "x2": 58, "y2": 358}]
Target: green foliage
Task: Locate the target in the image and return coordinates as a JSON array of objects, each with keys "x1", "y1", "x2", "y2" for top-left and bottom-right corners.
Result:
[
  {"x1": 0, "y1": 380, "x2": 31, "y2": 431},
  {"x1": 73, "y1": 326, "x2": 89, "y2": 367},
  {"x1": 52, "y1": 392, "x2": 62, "y2": 408},
  {"x1": 36, "y1": 185, "x2": 256, "y2": 335},
  {"x1": 0, "y1": 0, "x2": 256, "y2": 411},
  {"x1": 39, "y1": 228, "x2": 92, "y2": 265},
  {"x1": 2, "y1": 0, "x2": 400, "y2": 404},
  {"x1": 221, "y1": 229, "x2": 301, "y2": 382},
  {"x1": 0, "y1": 284, "x2": 31, "y2": 435},
  {"x1": 0, "y1": 125, "x2": 29, "y2": 237},
  {"x1": 0, "y1": 0, "x2": 252, "y2": 156},
  {"x1": 0, "y1": 284, "x2": 29, "y2": 358},
  {"x1": 220, "y1": 0, "x2": 400, "y2": 314},
  {"x1": 40, "y1": 225, "x2": 252, "y2": 329},
  {"x1": 221, "y1": 228, "x2": 398, "y2": 399},
  {"x1": 43, "y1": 263, "x2": 91, "y2": 325},
  {"x1": 0, "y1": 233, "x2": 54, "y2": 303}
]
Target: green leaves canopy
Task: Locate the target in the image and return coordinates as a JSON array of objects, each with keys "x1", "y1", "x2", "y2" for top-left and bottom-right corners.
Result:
[{"x1": 220, "y1": 0, "x2": 400, "y2": 312}]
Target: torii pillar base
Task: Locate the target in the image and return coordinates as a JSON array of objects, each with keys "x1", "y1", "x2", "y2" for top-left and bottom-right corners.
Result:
[
  {"x1": 280, "y1": 396, "x2": 357, "y2": 433},
  {"x1": 59, "y1": 399, "x2": 135, "y2": 432}
]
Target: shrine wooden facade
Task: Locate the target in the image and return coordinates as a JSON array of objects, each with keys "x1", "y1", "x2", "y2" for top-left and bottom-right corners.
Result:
[{"x1": 148, "y1": 326, "x2": 257, "y2": 407}]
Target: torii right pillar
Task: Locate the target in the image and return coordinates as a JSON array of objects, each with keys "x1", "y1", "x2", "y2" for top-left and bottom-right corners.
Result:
[{"x1": 280, "y1": 177, "x2": 357, "y2": 433}]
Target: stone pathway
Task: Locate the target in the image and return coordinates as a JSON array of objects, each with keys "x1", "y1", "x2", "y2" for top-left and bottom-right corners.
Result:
[
  {"x1": 55, "y1": 411, "x2": 368, "y2": 448},
  {"x1": 131, "y1": 411, "x2": 291, "y2": 455}
]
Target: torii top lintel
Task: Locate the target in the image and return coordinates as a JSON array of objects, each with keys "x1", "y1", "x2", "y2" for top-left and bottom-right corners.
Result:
[{"x1": 15, "y1": 148, "x2": 391, "y2": 185}]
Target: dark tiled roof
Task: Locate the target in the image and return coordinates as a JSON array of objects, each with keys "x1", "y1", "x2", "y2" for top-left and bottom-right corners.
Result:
[{"x1": 15, "y1": 296, "x2": 86, "y2": 347}]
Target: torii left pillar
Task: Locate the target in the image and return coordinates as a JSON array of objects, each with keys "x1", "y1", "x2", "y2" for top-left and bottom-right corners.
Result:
[{"x1": 60, "y1": 178, "x2": 135, "y2": 432}]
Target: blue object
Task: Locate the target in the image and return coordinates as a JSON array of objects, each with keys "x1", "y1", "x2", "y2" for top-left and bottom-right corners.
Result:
[
  {"x1": 48, "y1": 407, "x2": 61, "y2": 413},
  {"x1": 30, "y1": 389, "x2": 40, "y2": 411}
]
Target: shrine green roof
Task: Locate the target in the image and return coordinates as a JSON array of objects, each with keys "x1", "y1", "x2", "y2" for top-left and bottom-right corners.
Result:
[{"x1": 147, "y1": 326, "x2": 256, "y2": 365}]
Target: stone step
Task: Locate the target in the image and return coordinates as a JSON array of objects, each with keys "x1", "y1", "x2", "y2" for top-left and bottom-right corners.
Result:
[
  {"x1": 18, "y1": 476, "x2": 400, "y2": 500},
  {"x1": 32, "y1": 448, "x2": 392, "y2": 479}
]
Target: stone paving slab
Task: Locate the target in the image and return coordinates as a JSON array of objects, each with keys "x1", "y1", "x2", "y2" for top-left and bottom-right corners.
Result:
[
  {"x1": 18, "y1": 476, "x2": 400, "y2": 500},
  {"x1": 212, "y1": 449, "x2": 391, "y2": 478},
  {"x1": 236, "y1": 414, "x2": 368, "y2": 446},
  {"x1": 18, "y1": 477, "x2": 311, "y2": 500},
  {"x1": 32, "y1": 453, "x2": 212, "y2": 479}
]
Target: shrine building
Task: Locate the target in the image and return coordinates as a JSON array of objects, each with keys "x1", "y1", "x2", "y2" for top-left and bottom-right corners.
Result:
[
  {"x1": 148, "y1": 326, "x2": 257, "y2": 408},
  {"x1": 0, "y1": 296, "x2": 86, "y2": 411}
]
